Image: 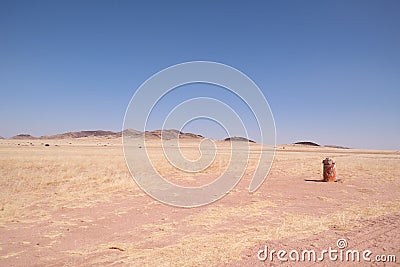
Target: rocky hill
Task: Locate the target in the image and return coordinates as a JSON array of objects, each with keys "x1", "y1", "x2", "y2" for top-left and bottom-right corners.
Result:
[
  {"x1": 41, "y1": 130, "x2": 118, "y2": 139},
  {"x1": 122, "y1": 129, "x2": 142, "y2": 138},
  {"x1": 10, "y1": 134, "x2": 37, "y2": 140},
  {"x1": 293, "y1": 141, "x2": 320, "y2": 146},
  {"x1": 224, "y1": 137, "x2": 256, "y2": 143},
  {"x1": 145, "y1": 130, "x2": 203, "y2": 140},
  {"x1": 9, "y1": 129, "x2": 204, "y2": 140}
]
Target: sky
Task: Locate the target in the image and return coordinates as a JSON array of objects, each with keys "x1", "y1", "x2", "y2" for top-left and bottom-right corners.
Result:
[{"x1": 0, "y1": 0, "x2": 399, "y2": 150}]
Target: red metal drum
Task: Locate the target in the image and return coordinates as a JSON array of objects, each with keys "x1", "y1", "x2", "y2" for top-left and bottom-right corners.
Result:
[{"x1": 322, "y1": 158, "x2": 336, "y2": 182}]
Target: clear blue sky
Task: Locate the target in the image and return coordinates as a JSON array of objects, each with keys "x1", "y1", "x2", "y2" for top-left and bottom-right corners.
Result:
[{"x1": 1, "y1": 0, "x2": 399, "y2": 149}]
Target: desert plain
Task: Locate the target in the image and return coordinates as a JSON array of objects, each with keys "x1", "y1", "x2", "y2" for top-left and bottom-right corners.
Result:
[{"x1": 0, "y1": 134, "x2": 399, "y2": 266}]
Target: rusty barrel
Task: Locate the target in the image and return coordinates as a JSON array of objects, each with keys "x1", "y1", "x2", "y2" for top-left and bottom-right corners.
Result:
[{"x1": 322, "y1": 158, "x2": 336, "y2": 182}]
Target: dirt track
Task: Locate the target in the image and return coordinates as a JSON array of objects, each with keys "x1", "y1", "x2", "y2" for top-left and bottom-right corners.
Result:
[{"x1": 232, "y1": 213, "x2": 400, "y2": 266}]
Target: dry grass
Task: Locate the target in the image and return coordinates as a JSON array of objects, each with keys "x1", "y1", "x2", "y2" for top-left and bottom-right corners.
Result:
[
  {"x1": 0, "y1": 138, "x2": 399, "y2": 266},
  {"x1": 0, "y1": 139, "x2": 135, "y2": 226}
]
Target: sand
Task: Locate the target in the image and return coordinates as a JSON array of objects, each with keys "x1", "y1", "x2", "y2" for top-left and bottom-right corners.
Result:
[{"x1": 0, "y1": 138, "x2": 399, "y2": 266}]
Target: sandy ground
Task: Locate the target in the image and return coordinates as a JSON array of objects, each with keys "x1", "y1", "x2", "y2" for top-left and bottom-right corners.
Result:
[{"x1": 0, "y1": 138, "x2": 399, "y2": 266}]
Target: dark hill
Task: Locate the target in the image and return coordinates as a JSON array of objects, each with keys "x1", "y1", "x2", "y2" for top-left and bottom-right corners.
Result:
[
  {"x1": 10, "y1": 134, "x2": 37, "y2": 140},
  {"x1": 294, "y1": 141, "x2": 320, "y2": 146},
  {"x1": 224, "y1": 137, "x2": 256, "y2": 143}
]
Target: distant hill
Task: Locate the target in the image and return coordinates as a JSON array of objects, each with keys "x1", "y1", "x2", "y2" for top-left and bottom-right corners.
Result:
[
  {"x1": 143, "y1": 129, "x2": 204, "y2": 140},
  {"x1": 41, "y1": 130, "x2": 117, "y2": 139},
  {"x1": 8, "y1": 129, "x2": 204, "y2": 140},
  {"x1": 293, "y1": 141, "x2": 350, "y2": 149},
  {"x1": 122, "y1": 129, "x2": 142, "y2": 138},
  {"x1": 0, "y1": 136, "x2": 4, "y2": 139},
  {"x1": 224, "y1": 137, "x2": 256, "y2": 143},
  {"x1": 10, "y1": 134, "x2": 37, "y2": 140},
  {"x1": 5, "y1": 131, "x2": 350, "y2": 149},
  {"x1": 294, "y1": 141, "x2": 320, "y2": 146},
  {"x1": 9, "y1": 130, "x2": 117, "y2": 140}
]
